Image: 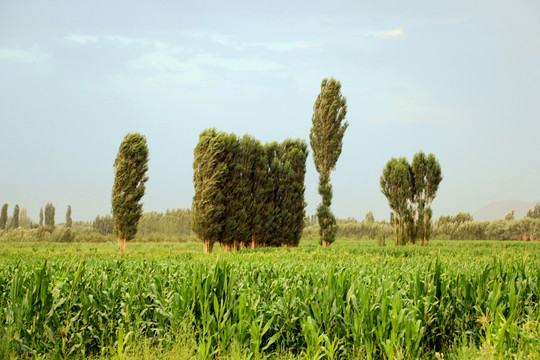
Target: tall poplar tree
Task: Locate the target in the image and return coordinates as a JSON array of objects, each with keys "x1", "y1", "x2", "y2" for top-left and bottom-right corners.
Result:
[
  {"x1": 112, "y1": 133, "x2": 149, "y2": 252},
  {"x1": 12, "y1": 205, "x2": 19, "y2": 229},
  {"x1": 66, "y1": 205, "x2": 72, "y2": 228},
  {"x1": 310, "y1": 77, "x2": 348, "y2": 247},
  {"x1": 192, "y1": 129, "x2": 227, "y2": 253},
  {"x1": 39, "y1": 208, "x2": 44, "y2": 226},
  {"x1": 0, "y1": 204, "x2": 7, "y2": 230},
  {"x1": 282, "y1": 139, "x2": 308, "y2": 247},
  {"x1": 242, "y1": 135, "x2": 266, "y2": 249},
  {"x1": 221, "y1": 133, "x2": 250, "y2": 250},
  {"x1": 44, "y1": 202, "x2": 55, "y2": 229}
]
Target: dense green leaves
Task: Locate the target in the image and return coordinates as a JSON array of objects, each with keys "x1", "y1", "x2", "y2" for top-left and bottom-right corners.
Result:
[
  {"x1": 193, "y1": 129, "x2": 307, "y2": 252},
  {"x1": 310, "y1": 78, "x2": 348, "y2": 247},
  {"x1": 11, "y1": 204, "x2": 19, "y2": 229},
  {"x1": 0, "y1": 204, "x2": 8, "y2": 230},
  {"x1": 65, "y1": 205, "x2": 72, "y2": 228},
  {"x1": 381, "y1": 152, "x2": 442, "y2": 245},
  {"x1": 44, "y1": 202, "x2": 55, "y2": 229},
  {"x1": 111, "y1": 133, "x2": 149, "y2": 251}
]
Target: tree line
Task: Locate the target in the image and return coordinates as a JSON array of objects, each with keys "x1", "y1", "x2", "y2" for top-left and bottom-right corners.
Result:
[
  {"x1": 0, "y1": 202, "x2": 72, "y2": 231},
  {"x1": 192, "y1": 129, "x2": 308, "y2": 252}
]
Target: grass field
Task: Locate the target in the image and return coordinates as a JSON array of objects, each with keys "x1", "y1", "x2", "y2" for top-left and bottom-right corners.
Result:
[{"x1": 1, "y1": 239, "x2": 539, "y2": 359}]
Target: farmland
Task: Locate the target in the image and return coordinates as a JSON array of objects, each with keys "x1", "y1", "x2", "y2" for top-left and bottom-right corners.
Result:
[{"x1": 1, "y1": 239, "x2": 539, "y2": 359}]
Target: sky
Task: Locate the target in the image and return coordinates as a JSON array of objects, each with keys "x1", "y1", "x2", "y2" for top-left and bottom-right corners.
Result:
[{"x1": 1, "y1": 0, "x2": 539, "y2": 222}]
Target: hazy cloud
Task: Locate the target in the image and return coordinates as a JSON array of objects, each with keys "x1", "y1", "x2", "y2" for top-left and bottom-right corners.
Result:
[
  {"x1": 378, "y1": 28, "x2": 404, "y2": 37},
  {"x1": 0, "y1": 45, "x2": 50, "y2": 63}
]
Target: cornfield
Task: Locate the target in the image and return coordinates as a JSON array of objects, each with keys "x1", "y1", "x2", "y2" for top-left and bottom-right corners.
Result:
[{"x1": 0, "y1": 241, "x2": 539, "y2": 359}]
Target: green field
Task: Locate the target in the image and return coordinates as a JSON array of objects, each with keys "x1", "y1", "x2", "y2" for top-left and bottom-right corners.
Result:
[{"x1": 1, "y1": 239, "x2": 539, "y2": 359}]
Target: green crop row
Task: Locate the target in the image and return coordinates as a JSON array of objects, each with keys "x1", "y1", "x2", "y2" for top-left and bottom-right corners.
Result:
[{"x1": 0, "y1": 242, "x2": 539, "y2": 359}]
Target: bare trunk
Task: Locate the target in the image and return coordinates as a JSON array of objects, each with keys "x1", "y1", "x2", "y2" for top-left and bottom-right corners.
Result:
[
  {"x1": 203, "y1": 239, "x2": 212, "y2": 253},
  {"x1": 250, "y1": 234, "x2": 256, "y2": 249},
  {"x1": 322, "y1": 240, "x2": 330, "y2": 247},
  {"x1": 117, "y1": 237, "x2": 122, "y2": 252},
  {"x1": 122, "y1": 237, "x2": 127, "y2": 252}
]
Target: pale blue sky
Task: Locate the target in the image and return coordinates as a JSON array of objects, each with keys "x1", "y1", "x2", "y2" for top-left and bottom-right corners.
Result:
[{"x1": 1, "y1": 1, "x2": 539, "y2": 222}]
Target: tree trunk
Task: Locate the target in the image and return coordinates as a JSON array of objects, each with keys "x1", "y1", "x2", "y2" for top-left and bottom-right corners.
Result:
[
  {"x1": 250, "y1": 234, "x2": 256, "y2": 249},
  {"x1": 203, "y1": 239, "x2": 212, "y2": 253},
  {"x1": 322, "y1": 240, "x2": 330, "y2": 247}
]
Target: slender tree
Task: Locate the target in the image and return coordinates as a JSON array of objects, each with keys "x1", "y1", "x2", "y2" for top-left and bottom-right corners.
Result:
[
  {"x1": 380, "y1": 157, "x2": 412, "y2": 245},
  {"x1": 423, "y1": 153, "x2": 443, "y2": 245},
  {"x1": 111, "y1": 133, "x2": 149, "y2": 252},
  {"x1": 0, "y1": 204, "x2": 7, "y2": 230},
  {"x1": 12, "y1": 205, "x2": 20, "y2": 229},
  {"x1": 192, "y1": 129, "x2": 227, "y2": 253},
  {"x1": 66, "y1": 205, "x2": 72, "y2": 228},
  {"x1": 310, "y1": 77, "x2": 348, "y2": 247},
  {"x1": 242, "y1": 135, "x2": 267, "y2": 249},
  {"x1": 281, "y1": 139, "x2": 308, "y2": 247},
  {"x1": 44, "y1": 202, "x2": 55, "y2": 229},
  {"x1": 39, "y1": 208, "x2": 44, "y2": 226},
  {"x1": 221, "y1": 133, "x2": 250, "y2": 251}
]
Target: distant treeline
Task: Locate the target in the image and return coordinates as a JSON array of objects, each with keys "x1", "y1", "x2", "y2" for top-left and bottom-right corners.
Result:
[{"x1": 304, "y1": 206, "x2": 540, "y2": 242}]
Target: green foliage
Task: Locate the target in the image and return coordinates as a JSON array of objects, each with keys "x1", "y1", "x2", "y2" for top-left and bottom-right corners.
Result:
[
  {"x1": 0, "y1": 241, "x2": 539, "y2": 359},
  {"x1": 0, "y1": 204, "x2": 8, "y2": 230},
  {"x1": 193, "y1": 129, "x2": 308, "y2": 251},
  {"x1": 93, "y1": 214, "x2": 114, "y2": 235},
  {"x1": 11, "y1": 204, "x2": 19, "y2": 229},
  {"x1": 65, "y1": 205, "x2": 72, "y2": 228},
  {"x1": 364, "y1": 211, "x2": 375, "y2": 223},
  {"x1": 111, "y1": 132, "x2": 149, "y2": 248},
  {"x1": 527, "y1": 202, "x2": 540, "y2": 219},
  {"x1": 44, "y1": 202, "x2": 55, "y2": 230},
  {"x1": 310, "y1": 78, "x2": 348, "y2": 247},
  {"x1": 192, "y1": 129, "x2": 228, "y2": 252},
  {"x1": 381, "y1": 153, "x2": 442, "y2": 246},
  {"x1": 137, "y1": 209, "x2": 192, "y2": 238}
]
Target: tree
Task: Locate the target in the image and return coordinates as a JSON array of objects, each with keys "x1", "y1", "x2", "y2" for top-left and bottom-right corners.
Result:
[
  {"x1": 18, "y1": 208, "x2": 31, "y2": 228},
  {"x1": 93, "y1": 214, "x2": 114, "y2": 235},
  {"x1": 505, "y1": 209, "x2": 515, "y2": 221},
  {"x1": 423, "y1": 154, "x2": 443, "y2": 245},
  {"x1": 192, "y1": 129, "x2": 227, "y2": 253},
  {"x1": 380, "y1": 157, "x2": 412, "y2": 245},
  {"x1": 39, "y1": 208, "x2": 44, "y2": 226},
  {"x1": 242, "y1": 135, "x2": 267, "y2": 249},
  {"x1": 365, "y1": 211, "x2": 375, "y2": 223},
  {"x1": 66, "y1": 205, "x2": 72, "y2": 228},
  {"x1": 282, "y1": 139, "x2": 308, "y2": 247},
  {"x1": 44, "y1": 202, "x2": 55, "y2": 229},
  {"x1": 0, "y1": 204, "x2": 7, "y2": 230},
  {"x1": 11, "y1": 205, "x2": 19, "y2": 229},
  {"x1": 382, "y1": 153, "x2": 442, "y2": 246},
  {"x1": 310, "y1": 77, "x2": 348, "y2": 247},
  {"x1": 526, "y1": 203, "x2": 540, "y2": 219},
  {"x1": 112, "y1": 133, "x2": 149, "y2": 252}
]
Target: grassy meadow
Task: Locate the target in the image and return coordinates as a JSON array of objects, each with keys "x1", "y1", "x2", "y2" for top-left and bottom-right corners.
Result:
[{"x1": 0, "y1": 238, "x2": 539, "y2": 359}]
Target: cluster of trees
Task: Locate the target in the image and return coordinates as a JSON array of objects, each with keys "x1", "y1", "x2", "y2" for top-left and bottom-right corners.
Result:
[
  {"x1": 380, "y1": 152, "x2": 443, "y2": 246},
  {"x1": 192, "y1": 129, "x2": 308, "y2": 253}
]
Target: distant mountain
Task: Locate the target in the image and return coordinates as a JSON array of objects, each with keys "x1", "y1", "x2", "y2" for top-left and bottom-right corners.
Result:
[{"x1": 474, "y1": 200, "x2": 537, "y2": 221}]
